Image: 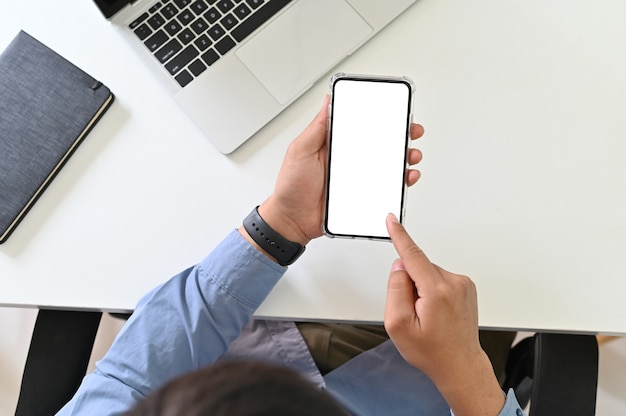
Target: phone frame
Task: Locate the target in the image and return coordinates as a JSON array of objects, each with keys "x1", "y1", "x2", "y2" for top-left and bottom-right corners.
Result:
[{"x1": 323, "y1": 73, "x2": 415, "y2": 241}]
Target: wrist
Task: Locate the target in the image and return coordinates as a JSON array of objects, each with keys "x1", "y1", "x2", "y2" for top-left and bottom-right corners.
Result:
[
  {"x1": 431, "y1": 351, "x2": 505, "y2": 416},
  {"x1": 258, "y1": 201, "x2": 310, "y2": 247}
]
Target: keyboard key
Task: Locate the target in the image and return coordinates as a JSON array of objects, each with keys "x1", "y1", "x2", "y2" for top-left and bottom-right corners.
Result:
[
  {"x1": 134, "y1": 23, "x2": 153, "y2": 40},
  {"x1": 179, "y1": 9, "x2": 195, "y2": 25},
  {"x1": 174, "y1": 0, "x2": 192, "y2": 8},
  {"x1": 190, "y1": 0, "x2": 209, "y2": 14},
  {"x1": 194, "y1": 34, "x2": 212, "y2": 50},
  {"x1": 149, "y1": 2, "x2": 163, "y2": 13},
  {"x1": 175, "y1": 69, "x2": 194, "y2": 87},
  {"x1": 220, "y1": 13, "x2": 238, "y2": 31},
  {"x1": 189, "y1": 59, "x2": 207, "y2": 76},
  {"x1": 233, "y1": 3, "x2": 251, "y2": 20},
  {"x1": 161, "y1": 3, "x2": 179, "y2": 19},
  {"x1": 148, "y1": 13, "x2": 166, "y2": 30},
  {"x1": 165, "y1": 45, "x2": 200, "y2": 74},
  {"x1": 215, "y1": 35, "x2": 235, "y2": 55},
  {"x1": 191, "y1": 17, "x2": 209, "y2": 34},
  {"x1": 164, "y1": 20, "x2": 183, "y2": 36},
  {"x1": 216, "y1": 0, "x2": 234, "y2": 13},
  {"x1": 178, "y1": 28, "x2": 196, "y2": 44},
  {"x1": 208, "y1": 24, "x2": 226, "y2": 41},
  {"x1": 232, "y1": 0, "x2": 290, "y2": 42},
  {"x1": 204, "y1": 7, "x2": 221, "y2": 24},
  {"x1": 155, "y1": 38, "x2": 183, "y2": 63},
  {"x1": 201, "y1": 48, "x2": 219, "y2": 66},
  {"x1": 129, "y1": 12, "x2": 149, "y2": 29},
  {"x1": 245, "y1": 0, "x2": 264, "y2": 10},
  {"x1": 145, "y1": 30, "x2": 169, "y2": 51}
]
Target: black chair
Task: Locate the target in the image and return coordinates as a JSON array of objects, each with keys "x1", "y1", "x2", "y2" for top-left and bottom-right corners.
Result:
[
  {"x1": 503, "y1": 332, "x2": 599, "y2": 415},
  {"x1": 15, "y1": 309, "x2": 103, "y2": 416}
]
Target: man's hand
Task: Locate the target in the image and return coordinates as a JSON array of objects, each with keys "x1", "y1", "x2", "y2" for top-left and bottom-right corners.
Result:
[
  {"x1": 384, "y1": 214, "x2": 505, "y2": 416},
  {"x1": 258, "y1": 95, "x2": 425, "y2": 247}
]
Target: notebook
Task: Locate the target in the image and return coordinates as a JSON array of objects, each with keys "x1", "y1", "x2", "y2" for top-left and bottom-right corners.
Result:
[
  {"x1": 0, "y1": 31, "x2": 114, "y2": 244},
  {"x1": 93, "y1": 0, "x2": 417, "y2": 154}
]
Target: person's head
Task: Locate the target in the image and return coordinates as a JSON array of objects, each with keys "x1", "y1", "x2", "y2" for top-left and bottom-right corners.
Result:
[{"x1": 125, "y1": 360, "x2": 348, "y2": 416}]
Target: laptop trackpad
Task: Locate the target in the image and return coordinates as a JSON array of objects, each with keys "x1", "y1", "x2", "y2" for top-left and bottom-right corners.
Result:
[{"x1": 236, "y1": 0, "x2": 373, "y2": 105}]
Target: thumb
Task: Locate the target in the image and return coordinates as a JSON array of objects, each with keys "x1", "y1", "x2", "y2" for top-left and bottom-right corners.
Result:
[{"x1": 296, "y1": 95, "x2": 329, "y2": 151}]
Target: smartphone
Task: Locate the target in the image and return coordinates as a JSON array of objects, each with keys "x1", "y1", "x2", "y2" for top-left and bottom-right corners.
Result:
[{"x1": 324, "y1": 73, "x2": 414, "y2": 240}]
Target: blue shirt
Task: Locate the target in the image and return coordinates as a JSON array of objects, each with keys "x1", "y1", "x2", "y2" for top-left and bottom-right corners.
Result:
[{"x1": 58, "y1": 230, "x2": 525, "y2": 416}]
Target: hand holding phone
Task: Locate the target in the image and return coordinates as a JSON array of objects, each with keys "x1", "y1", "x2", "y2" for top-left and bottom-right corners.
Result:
[{"x1": 324, "y1": 73, "x2": 415, "y2": 240}]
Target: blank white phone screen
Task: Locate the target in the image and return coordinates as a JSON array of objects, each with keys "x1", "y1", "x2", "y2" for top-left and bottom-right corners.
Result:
[{"x1": 326, "y1": 78, "x2": 411, "y2": 239}]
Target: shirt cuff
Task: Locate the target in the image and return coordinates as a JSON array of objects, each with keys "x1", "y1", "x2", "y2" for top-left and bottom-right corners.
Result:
[
  {"x1": 497, "y1": 389, "x2": 526, "y2": 416},
  {"x1": 198, "y1": 229, "x2": 287, "y2": 310}
]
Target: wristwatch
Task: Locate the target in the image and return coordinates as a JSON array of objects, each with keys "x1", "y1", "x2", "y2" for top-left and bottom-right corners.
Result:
[{"x1": 243, "y1": 206, "x2": 306, "y2": 266}]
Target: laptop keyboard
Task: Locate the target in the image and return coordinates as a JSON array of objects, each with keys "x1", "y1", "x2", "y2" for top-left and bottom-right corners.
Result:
[{"x1": 130, "y1": 0, "x2": 291, "y2": 87}]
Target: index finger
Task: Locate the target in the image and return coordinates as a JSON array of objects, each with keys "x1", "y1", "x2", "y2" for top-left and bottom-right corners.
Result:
[{"x1": 386, "y1": 214, "x2": 439, "y2": 286}]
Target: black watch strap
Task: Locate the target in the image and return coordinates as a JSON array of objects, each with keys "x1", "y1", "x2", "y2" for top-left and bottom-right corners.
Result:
[{"x1": 243, "y1": 206, "x2": 305, "y2": 266}]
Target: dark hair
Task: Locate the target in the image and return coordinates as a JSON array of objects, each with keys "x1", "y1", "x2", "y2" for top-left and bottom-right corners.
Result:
[{"x1": 125, "y1": 360, "x2": 348, "y2": 416}]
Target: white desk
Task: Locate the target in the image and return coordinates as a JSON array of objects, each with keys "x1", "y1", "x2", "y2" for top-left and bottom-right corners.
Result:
[{"x1": 2, "y1": 0, "x2": 626, "y2": 335}]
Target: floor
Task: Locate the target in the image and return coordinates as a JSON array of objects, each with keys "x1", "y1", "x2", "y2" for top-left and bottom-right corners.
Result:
[
  {"x1": 596, "y1": 336, "x2": 626, "y2": 414},
  {"x1": 2, "y1": 309, "x2": 626, "y2": 415}
]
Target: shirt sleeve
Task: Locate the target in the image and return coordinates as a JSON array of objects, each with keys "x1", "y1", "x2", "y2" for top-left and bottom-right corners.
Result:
[
  {"x1": 497, "y1": 389, "x2": 526, "y2": 416},
  {"x1": 57, "y1": 229, "x2": 286, "y2": 415}
]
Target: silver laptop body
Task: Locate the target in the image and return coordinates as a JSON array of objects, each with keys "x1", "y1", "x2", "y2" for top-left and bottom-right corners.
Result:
[{"x1": 94, "y1": 0, "x2": 417, "y2": 153}]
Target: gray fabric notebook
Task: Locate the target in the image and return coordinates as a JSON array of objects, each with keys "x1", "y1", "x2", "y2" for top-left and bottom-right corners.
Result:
[{"x1": 0, "y1": 31, "x2": 114, "y2": 243}]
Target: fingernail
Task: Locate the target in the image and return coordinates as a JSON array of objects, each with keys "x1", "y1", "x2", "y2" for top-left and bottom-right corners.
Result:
[
  {"x1": 392, "y1": 259, "x2": 405, "y2": 271},
  {"x1": 388, "y1": 213, "x2": 399, "y2": 224}
]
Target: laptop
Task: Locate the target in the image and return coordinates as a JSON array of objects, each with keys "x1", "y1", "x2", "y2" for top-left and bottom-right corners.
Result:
[{"x1": 93, "y1": 0, "x2": 417, "y2": 154}]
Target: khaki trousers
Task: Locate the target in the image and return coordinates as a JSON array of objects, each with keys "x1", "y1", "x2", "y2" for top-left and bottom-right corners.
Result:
[{"x1": 296, "y1": 322, "x2": 515, "y2": 385}]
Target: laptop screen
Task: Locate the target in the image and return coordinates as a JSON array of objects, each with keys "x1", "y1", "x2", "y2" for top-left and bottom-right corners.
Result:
[{"x1": 93, "y1": 0, "x2": 129, "y2": 18}]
